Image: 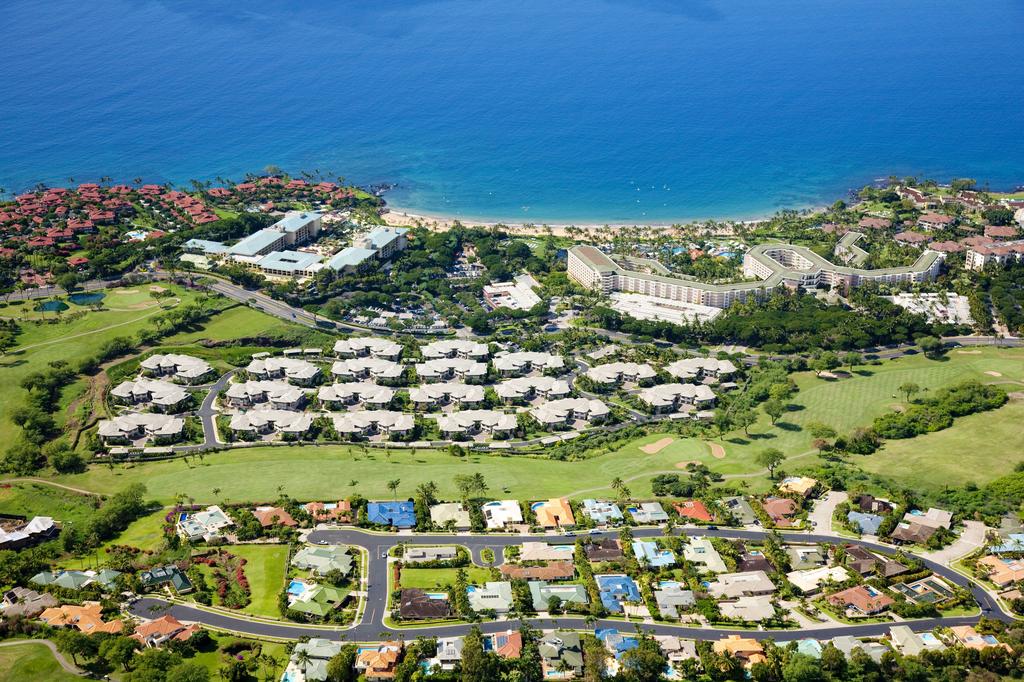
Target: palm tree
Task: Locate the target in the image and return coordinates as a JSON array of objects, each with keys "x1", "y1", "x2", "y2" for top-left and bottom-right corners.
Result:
[
  {"x1": 294, "y1": 649, "x2": 312, "y2": 676},
  {"x1": 387, "y1": 479, "x2": 401, "y2": 500}
]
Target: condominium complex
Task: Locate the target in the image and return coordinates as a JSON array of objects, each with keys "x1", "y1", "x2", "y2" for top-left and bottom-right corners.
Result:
[{"x1": 567, "y1": 237, "x2": 943, "y2": 310}]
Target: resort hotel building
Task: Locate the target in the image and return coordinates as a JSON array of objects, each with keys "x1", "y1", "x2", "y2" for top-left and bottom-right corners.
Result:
[{"x1": 567, "y1": 236, "x2": 943, "y2": 309}]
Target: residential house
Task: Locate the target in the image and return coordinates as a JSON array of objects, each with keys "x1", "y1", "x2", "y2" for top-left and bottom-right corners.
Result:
[
  {"x1": 139, "y1": 565, "x2": 193, "y2": 594},
  {"x1": 722, "y1": 496, "x2": 757, "y2": 525},
  {"x1": 482, "y1": 500, "x2": 523, "y2": 530},
  {"x1": 586, "y1": 362, "x2": 657, "y2": 386},
  {"x1": 404, "y1": 546, "x2": 458, "y2": 563},
  {"x1": 638, "y1": 383, "x2": 716, "y2": 413},
  {"x1": 786, "y1": 566, "x2": 851, "y2": 595},
  {"x1": 330, "y1": 411, "x2": 415, "y2": 440},
  {"x1": 633, "y1": 540, "x2": 676, "y2": 568},
  {"x1": 585, "y1": 538, "x2": 624, "y2": 562},
  {"x1": 844, "y1": 545, "x2": 908, "y2": 578},
  {"x1": 318, "y1": 383, "x2": 395, "y2": 409},
  {"x1": 830, "y1": 636, "x2": 889, "y2": 663},
  {"x1": 223, "y1": 380, "x2": 306, "y2": 409},
  {"x1": 31, "y1": 569, "x2": 121, "y2": 592},
  {"x1": 333, "y1": 337, "x2": 403, "y2": 360},
  {"x1": 628, "y1": 502, "x2": 669, "y2": 524},
  {"x1": 110, "y1": 378, "x2": 190, "y2": 413},
  {"x1": 292, "y1": 546, "x2": 353, "y2": 576},
  {"x1": 398, "y1": 589, "x2": 451, "y2": 620},
  {"x1": 408, "y1": 383, "x2": 484, "y2": 410},
  {"x1": 532, "y1": 498, "x2": 575, "y2": 528},
  {"x1": 597, "y1": 629, "x2": 640, "y2": 676},
  {"x1": 682, "y1": 536, "x2": 727, "y2": 573},
  {"x1": 0, "y1": 588, "x2": 58, "y2": 618},
  {"x1": 0, "y1": 516, "x2": 58, "y2": 551},
  {"x1": 719, "y1": 595, "x2": 776, "y2": 622},
  {"x1": 229, "y1": 409, "x2": 314, "y2": 439},
  {"x1": 529, "y1": 581, "x2": 589, "y2": 609},
  {"x1": 467, "y1": 581, "x2": 514, "y2": 613},
  {"x1": 713, "y1": 635, "x2": 766, "y2": 668},
  {"x1": 330, "y1": 357, "x2": 404, "y2": 383},
  {"x1": 501, "y1": 562, "x2": 575, "y2": 581},
  {"x1": 581, "y1": 499, "x2": 623, "y2": 525},
  {"x1": 430, "y1": 503, "x2": 472, "y2": 530},
  {"x1": 489, "y1": 631, "x2": 524, "y2": 659},
  {"x1": 246, "y1": 357, "x2": 321, "y2": 385},
  {"x1": 39, "y1": 602, "x2": 123, "y2": 634},
  {"x1": 130, "y1": 615, "x2": 200, "y2": 648},
  {"x1": 520, "y1": 542, "x2": 576, "y2": 562},
  {"x1": 415, "y1": 358, "x2": 488, "y2": 383},
  {"x1": 891, "y1": 576, "x2": 956, "y2": 604},
  {"x1": 282, "y1": 639, "x2": 343, "y2": 682},
  {"x1": 654, "y1": 581, "x2": 696, "y2": 618},
  {"x1": 494, "y1": 376, "x2": 571, "y2": 403},
  {"x1": 977, "y1": 555, "x2": 1024, "y2": 588},
  {"x1": 289, "y1": 584, "x2": 348, "y2": 618},
  {"x1": 177, "y1": 505, "x2": 233, "y2": 542},
  {"x1": 889, "y1": 626, "x2": 946, "y2": 656},
  {"x1": 737, "y1": 549, "x2": 774, "y2": 574},
  {"x1": 420, "y1": 339, "x2": 490, "y2": 361},
  {"x1": 777, "y1": 476, "x2": 818, "y2": 498},
  {"x1": 426, "y1": 637, "x2": 464, "y2": 671},
  {"x1": 847, "y1": 511, "x2": 884, "y2": 535},
  {"x1": 595, "y1": 574, "x2": 641, "y2": 613},
  {"x1": 436, "y1": 410, "x2": 517, "y2": 439},
  {"x1": 762, "y1": 497, "x2": 799, "y2": 527},
  {"x1": 538, "y1": 632, "x2": 584, "y2": 679},
  {"x1": 949, "y1": 625, "x2": 1013, "y2": 652},
  {"x1": 355, "y1": 642, "x2": 404, "y2": 681},
  {"x1": 827, "y1": 585, "x2": 894, "y2": 615},
  {"x1": 304, "y1": 501, "x2": 351, "y2": 524},
  {"x1": 787, "y1": 545, "x2": 826, "y2": 570},
  {"x1": 707, "y1": 571, "x2": 776, "y2": 599},
  {"x1": 367, "y1": 502, "x2": 416, "y2": 529},
  {"x1": 674, "y1": 500, "x2": 714, "y2": 523},
  {"x1": 139, "y1": 353, "x2": 214, "y2": 384}
]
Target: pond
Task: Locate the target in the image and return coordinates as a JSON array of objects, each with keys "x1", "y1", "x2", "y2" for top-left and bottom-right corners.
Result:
[
  {"x1": 68, "y1": 292, "x2": 105, "y2": 305},
  {"x1": 35, "y1": 300, "x2": 69, "y2": 312}
]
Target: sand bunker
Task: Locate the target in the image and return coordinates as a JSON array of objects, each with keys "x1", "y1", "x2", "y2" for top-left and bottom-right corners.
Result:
[
  {"x1": 641, "y1": 437, "x2": 674, "y2": 454},
  {"x1": 675, "y1": 460, "x2": 699, "y2": 469},
  {"x1": 148, "y1": 285, "x2": 167, "y2": 293},
  {"x1": 957, "y1": 350, "x2": 982, "y2": 355},
  {"x1": 709, "y1": 443, "x2": 726, "y2": 459},
  {"x1": 985, "y1": 371, "x2": 1003, "y2": 377},
  {"x1": 112, "y1": 288, "x2": 139, "y2": 295}
]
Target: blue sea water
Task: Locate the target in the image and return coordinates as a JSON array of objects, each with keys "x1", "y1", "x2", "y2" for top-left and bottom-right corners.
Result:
[{"x1": 2, "y1": 0, "x2": 1023, "y2": 222}]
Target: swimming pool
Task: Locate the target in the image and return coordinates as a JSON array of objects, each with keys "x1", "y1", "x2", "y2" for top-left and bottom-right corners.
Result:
[{"x1": 287, "y1": 580, "x2": 306, "y2": 596}]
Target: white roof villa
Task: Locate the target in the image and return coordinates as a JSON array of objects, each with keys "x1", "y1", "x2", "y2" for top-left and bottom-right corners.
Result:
[
  {"x1": 629, "y1": 502, "x2": 670, "y2": 524},
  {"x1": 494, "y1": 376, "x2": 571, "y2": 402},
  {"x1": 493, "y1": 351, "x2": 565, "y2": 376},
  {"x1": 638, "y1": 383, "x2": 716, "y2": 412},
  {"x1": 708, "y1": 571, "x2": 776, "y2": 598},
  {"x1": 430, "y1": 503, "x2": 472, "y2": 529},
  {"x1": 786, "y1": 566, "x2": 851, "y2": 595},
  {"x1": 110, "y1": 378, "x2": 189, "y2": 411},
  {"x1": 415, "y1": 358, "x2": 488, "y2": 382},
  {"x1": 586, "y1": 362, "x2": 657, "y2": 385},
  {"x1": 228, "y1": 410, "x2": 314, "y2": 437},
  {"x1": 330, "y1": 411, "x2": 415, "y2": 439},
  {"x1": 177, "y1": 505, "x2": 234, "y2": 542},
  {"x1": 420, "y1": 339, "x2": 490, "y2": 360},
  {"x1": 333, "y1": 337, "x2": 403, "y2": 360},
  {"x1": 467, "y1": 581, "x2": 514, "y2": 613},
  {"x1": 683, "y1": 536, "x2": 729, "y2": 573},
  {"x1": 408, "y1": 383, "x2": 485, "y2": 408},
  {"x1": 245, "y1": 357, "x2": 321, "y2": 384},
  {"x1": 435, "y1": 410, "x2": 517, "y2": 437},
  {"x1": 666, "y1": 357, "x2": 738, "y2": 382},
  {"x1": 98, "y1": 413, "x2": 184, "y2": 444},
  {"x1": 318, "y1": 382, "x2": 395, "y2": 408},
  {"x1": 330, "y1": 357, "x2": 404, "y2": 382},
  {"x1": 720, "y1": 595, "x2": 776, "y2": 622},
  {"x1": 529, "y1": 398, "x2": 609, "y2": 428},
  {"x1": 224, "y1": 380, "x2": 306, "y2": 409},
  {"x1": 139, "y1": 353, "x2": 214, "y2": 383},
  {"x1": 482, "y1": 500, "x2": 524, "y2": 529}
]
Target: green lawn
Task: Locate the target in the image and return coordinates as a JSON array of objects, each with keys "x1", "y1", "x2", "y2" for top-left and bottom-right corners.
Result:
[
  {"x1": 229, "y1": 544, "x2": 290, "y2": 618},
  {"x1": 860, "y1": 399, "x2": 1024, "y2": 492},
  {"x1": 161, "y1": 303, "x2": 284, "y2": 344},
  {"x1": 0, "y1": 482, "x2": 99, "y2": 528},
  {"x1": 0, "y1": 642, "x2": 81, "y2": 682},
  {"x1": 399, "y1": 566, "x2": 493, "y2": 590}
]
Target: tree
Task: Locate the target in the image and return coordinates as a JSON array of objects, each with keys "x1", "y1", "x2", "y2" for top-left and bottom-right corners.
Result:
[
  {"x1": 756, "y1": 448, "x2": 785, "y2": 479},
  {"x1": 99, "y1": 635, "x2": 138, "y2": 672},
  {"x1": 810, "y1": 351, "x2": 840, "y2": 376},
  {"x1": 166, "y1": 662, "x2": 211, "y2": 682},
  {"x1": 898, "y1": 381, "x2": 920, "y2": 403},
  {"x1": 619, "y1": 637, "x2": 667, "y2": 682},
  {"x1": 54, "y1": 628, "x2": 96, "y2": 665},
  {"x1": 56, "y1": 272, "x2": 79, "y2": 294},
  {"x1": 610, "y1": 477, "x2": 631, "y2": 501},
  {"x1": 734, "y1": 408, "x2": 756, "y2": 436},
  {"x1": 917, "y1": 335, "x2": 944, "y2": 357},
  {"x1": 842, "y1": 352, "x2": 861, "y2": 371},
  {"x1": 326, "y1": 644, "x2": 357, "y2": 682},
  {"x1": 219, "y1": 659, "x2": 249, "y2": 682},
  {"x1": 806, "y1": 422, "x2": 836, "y2": 439},
  {"x1": 763, "y1": 399, "x2": 785, "y2": 425},
  {"x1": 461, "y1": 626, "x2": 492, "y2": 682},
  {"x1": 386, "y1": 479, "x2": 401, "y2": 500}
]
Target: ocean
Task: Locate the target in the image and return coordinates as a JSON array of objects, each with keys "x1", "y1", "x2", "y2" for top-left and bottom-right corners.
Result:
[{"x1": 2, "y1": 0, "x2": 1023, "y2": 222}]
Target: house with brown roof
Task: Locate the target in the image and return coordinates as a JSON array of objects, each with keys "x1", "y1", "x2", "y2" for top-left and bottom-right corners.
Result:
[
  {"x1": 500, "y1": 561, "x2": 576, "y2": 581},
  {"x1": 490, "y1": 630, "x2": 523, "y2": 659},
  {"x1": 252, "y1": 506, "x2": 297, "y2": 528},
  {"x1": 304, "y1": 500, "x2": 351, "y2": 523},
  {"x1": 1, "y1": 587, "x2": 58, "y2": 618},
  {"x1": 761, "y1": 497, "x2": 798, "y2": 527},
  {"x1": 826, "y1": 585, "x2": 895, "y2": 615},
  {"x1": 533, "y1": 498, "x2": 575, "y2": 528},
  {"x1": 844, "y1": 545, "x2": 908, "y2": 578},
  {"x1": 584, "y1": 538, "x2": 623, "y2": 562},
  {"x1": 918, "y1": 212, "x2": 955, "y2": 230},
  {"x1": 398, "y1": 589, "x2": 451, "y2": 620},
  {"x1": 858, "y1": 217, "x2": 891, "y2": 230},
  {"x1": 674, "y1": 500, "x2": 714, "y2": 523},
  {"x1": 713, "y1": 635, "x2": 765, "y2": 668},
  {"x1": 39, "y1": 602, "x2": 124, "y2": 634},
  {"x1": 356, "y1": 642, "x2": 404, "y2": 680},
  {"x1": 984, "y1": 225, "x2": 1018, "y2": 239},
  {"x1": 131, "y1": 615, "x2": 201, "y2": 647},
  {"x1": 894, "y1": 231, "x2": 929, "y2": 246}
]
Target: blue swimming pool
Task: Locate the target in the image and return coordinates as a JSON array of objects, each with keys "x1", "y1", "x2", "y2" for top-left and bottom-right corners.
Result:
[{"x1": 287, "y1": 580, "x2": 306, "y2": 596}]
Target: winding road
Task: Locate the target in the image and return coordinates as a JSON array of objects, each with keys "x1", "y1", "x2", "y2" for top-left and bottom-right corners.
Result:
[{"x1": 128, "y1": 526, "x2": 1007, "y2": 644}]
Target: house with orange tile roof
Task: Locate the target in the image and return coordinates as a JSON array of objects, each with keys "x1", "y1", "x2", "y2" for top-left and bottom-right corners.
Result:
[
  {"x1": 713, "y1": 635, "x2": 766, "y2": 668},
  {"x1": 674, "y1": 500, "x2": 714, "y2": 523},
  {"x1": 130, "y1": 615, "x2": 200, "y2": 647},
  {"x1": 491, "y1": 630, "x2": 523, "y2": 659},
  {"x1": 252, "y1": 506, "x2": 297, "y2": 528},
  {"x1": 532, "y1": 498, "x2": 575, "y2": 528},
  {"x1": 977, "y1": 555, "x2": 1024, "y2": 588},
  {"x1": 826, "y1": 585, "x2": 895, "y2": 615},
  {"x1": 39, "y1": 602, "x2": 124, "y2": 634},
  {"x1": 356, "y1": 642, "x2": 404, "y2": 680},
  {"x1": 949, "y1": 625, "x2": 1013, "y2": 652}
]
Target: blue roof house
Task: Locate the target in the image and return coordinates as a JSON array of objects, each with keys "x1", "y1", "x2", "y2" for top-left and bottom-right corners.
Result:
[
  {"x1": 847, "y1": 511, "x2": 884, "y2": 535},
  {"x1": 596, "y1": 629, "x2": 639, "y2": 658},
  {"x1": 990, "y1": 534, "x2": 1024, "y2": 554},
  {"x1": 367, "y1": 501, "x2": 417, "y2": 528},
  {"x1": 595, "y1": 574, "x2": 641, "y2": 613},
  {"x1": 632, "y1": 540, "x2": 675, "y2": 568}
]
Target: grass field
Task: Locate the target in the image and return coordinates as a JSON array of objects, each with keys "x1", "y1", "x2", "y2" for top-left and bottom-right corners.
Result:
[
  {"x1": 0, "y1": 482, "x2": 99, "y2": 527},
  {"x1": 229, "y1": 544, "x2": 290, "y2": 618},
  {"x1": 0, "y1": 642, "x2": 80, "y2": 682},
  {"x1": 860, "y1": 399, "x2": 1024, "y2": 492},
  {"x1": 161, "y1": 303, "x2": 285, "y2": 344},
  {"x1": 43, "y1": 347, "x2": 1024, "y2": 502},
  {"x1": 399, "y1": 566, "x2": 493, "y2": 590}
]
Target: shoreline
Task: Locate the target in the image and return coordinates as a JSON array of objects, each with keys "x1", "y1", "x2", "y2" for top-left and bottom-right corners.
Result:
[{"x1": 379, "y1": 206, "x2": 816, "y2": 238}]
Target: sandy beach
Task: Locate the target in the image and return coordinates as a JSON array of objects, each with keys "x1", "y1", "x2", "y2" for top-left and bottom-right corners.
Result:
[{"x1": 381, "y1": 208, "x2": 762, "y2": 238}]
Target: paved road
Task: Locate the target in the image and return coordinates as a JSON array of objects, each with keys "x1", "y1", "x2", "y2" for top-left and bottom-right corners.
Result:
[
  {"x1": 0, "y1": 639, "x2": 84, "y2": 675},
  {"x1": 128, "y1": 526, "x2": 1006, "y2": 643}
]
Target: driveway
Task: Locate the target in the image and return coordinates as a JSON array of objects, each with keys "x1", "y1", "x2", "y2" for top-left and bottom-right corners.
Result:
[
  {"x1": 923, "y1": 520, "x2": 989, "y2": 565},
  {"x1": 807, "y1": 491, "x2": 848, "y2": 535}
]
